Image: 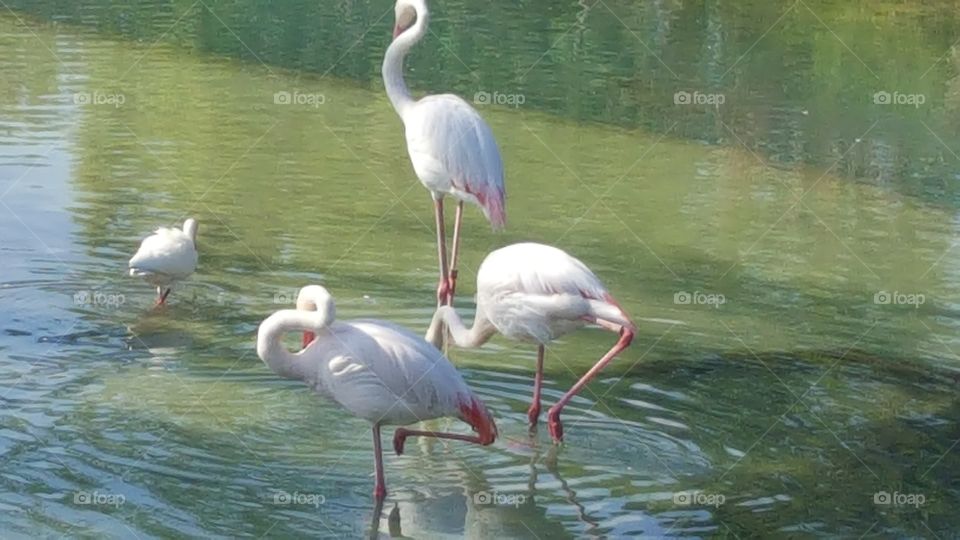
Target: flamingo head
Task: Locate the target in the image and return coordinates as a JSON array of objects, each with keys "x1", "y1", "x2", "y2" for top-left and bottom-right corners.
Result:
[
  {"x1": 458, "y1": 396, "x2": 497, "y2": 446},
  {"x1": 392, "y1": 0, "x2": 423, "y2": 39}
]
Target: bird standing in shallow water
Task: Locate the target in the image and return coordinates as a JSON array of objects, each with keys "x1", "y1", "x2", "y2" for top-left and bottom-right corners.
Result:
[
  {"x1": 425, "y1": 243, "x2": 635, "y2": 443},
  {"x1": 382, "y1": 0, "x2": 506, "y2": 307},
  {"x1": 257, "y1": 285, "x2": 497, "y2": 500},
  {"x1": 128, "y1": 218, "x2": 198, "y2": 305}
]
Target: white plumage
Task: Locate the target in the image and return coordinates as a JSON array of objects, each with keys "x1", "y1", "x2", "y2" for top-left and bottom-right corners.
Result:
[
  {"x1": 128, "y1": 218, "x2": 198, "y2": 305},
  {"x1": 403, "y1": 95, "x2": 506, "y2": 226},
  {"x1": 476, "y1": 243, "x2": 630, "y2": 342},
  {"x1": 426, "y1": 243, "x2": 635, "y2": 443},
  {"x1": 257, "y1": 285, "x2": 497, "y2": 500}
]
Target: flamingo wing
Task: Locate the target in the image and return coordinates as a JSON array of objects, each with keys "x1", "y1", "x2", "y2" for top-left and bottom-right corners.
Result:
[
  {"x1": 478, "y1": 243, "x2": 633, "y2": 338},
  {"x1": 319, "y1": 321, "x2": 471, "y2": 425},
  {"x1": 405, "y1": 94, "x2": 505, "y2": 228},
  {"x1": 128, "y1": 228, "x2": 197, "y2": 279}
]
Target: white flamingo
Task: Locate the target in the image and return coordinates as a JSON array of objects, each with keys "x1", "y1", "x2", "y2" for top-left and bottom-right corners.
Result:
[
  {"x1": 128, "y1": 218, "x2": 198, "y2": 305},
  {"x1": 256, "y1": 285, "x2": 498, "y2": 500},
  {"x1": 425, "y1": 243, "x2": 635, "y2": 443},
  {"x1": 383, "y1": 0, "x2": 506, "y2": 307}
]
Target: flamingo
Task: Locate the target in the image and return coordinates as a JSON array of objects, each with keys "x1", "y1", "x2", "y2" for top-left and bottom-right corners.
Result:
[
  {"x1": 128, "y1": 218, "x2": 198, "y2": 305},
  {"x1": 425, "y1": 243, "x2": 635, "y2": 443},
  {"x1": 383, "y1": 0, "x2": 506, "y2": 307},
  {"x1": 256, "y1": 285, "x2": 498, "y2": 500}
]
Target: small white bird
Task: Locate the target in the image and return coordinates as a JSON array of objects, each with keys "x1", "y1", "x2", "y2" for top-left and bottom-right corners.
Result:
[
  {"x1": 426, "y1": 243, "x2": 635, "y2": 443},
  {"x1": 383, "y1": 0, "x2": 506, "y2": 307},
  {"x1": 256, "y1": 285, "x2": 497, "y2": 500},
  {"x1": 128, "y1": 218, "x2": 199, "y2": 305}
]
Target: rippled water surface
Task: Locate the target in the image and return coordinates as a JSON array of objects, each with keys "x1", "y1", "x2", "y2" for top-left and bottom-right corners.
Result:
[{"x1": 2, "y1": 1, "x2": 960, "y2": 538}]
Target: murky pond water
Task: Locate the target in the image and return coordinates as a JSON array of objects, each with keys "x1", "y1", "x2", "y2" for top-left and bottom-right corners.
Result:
[{"x1": 1, "y1": 1, "x2": 960, "y2": 537}]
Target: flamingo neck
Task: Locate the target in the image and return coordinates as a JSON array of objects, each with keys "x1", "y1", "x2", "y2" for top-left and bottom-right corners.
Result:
[
  {"x1": 257, "y1": 306, "x2": 334, "y2": 381},
  {"x1": 382, "y1": 4, "x2": 428, "y2": 118},
  {"x1": 426, "y1": 305, "x2": 496, "y2": 350},
  {"x1": 182, "y1": 218, "x2": 198, "y2": 242},
  {"x1": 296, "y1": 285, "x2": 336, "y2": 348}
]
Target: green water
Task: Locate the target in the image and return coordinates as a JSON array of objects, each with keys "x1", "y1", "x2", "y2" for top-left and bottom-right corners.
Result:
[{"x1": 1, "y1": 0, "x2": 959, "y2": 537}]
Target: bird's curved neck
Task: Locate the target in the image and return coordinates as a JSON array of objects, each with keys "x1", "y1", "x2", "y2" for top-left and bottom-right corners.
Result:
[
  {"x1": 182, "y1": 219, "x2": 198, "y2": 242},
  {"x1": 257, "y1": 308, "x2": 333, "y2": 381},
  {"x1": 426, "y1": 306, "x2": 496, "y2": 349},
  {"x1": 382, "y1": 5, "x2": 429, "y2": 118}
]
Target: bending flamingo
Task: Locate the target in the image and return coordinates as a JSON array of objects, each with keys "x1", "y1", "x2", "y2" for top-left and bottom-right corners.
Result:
[
  {"x1": 383, "y1": 0, "x2": 506, "y2": 307},
  {"x1": 425, "y1": 243, "x2": 635, "y2": 443},
  {"x1": 257, "y1": 285, "x2": 497, "y2": 500},
  {"x1": 128, "y1": 218, "x2": 198, "y2": 305}
]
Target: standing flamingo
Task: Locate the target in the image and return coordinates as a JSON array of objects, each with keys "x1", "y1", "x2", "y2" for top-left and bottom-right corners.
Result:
[
  {"x1": 256, "y1": 285, "x2": 497, "y2": 500},
  {"x1": 128, "y1": 218, "x2": 198, "y2": 305},
  {"x1": 425, "y1": 243, "x2": 635, "y2": 443},
  {"x1": 382, "y1": 0, "x2": 506, "y2": 307}
]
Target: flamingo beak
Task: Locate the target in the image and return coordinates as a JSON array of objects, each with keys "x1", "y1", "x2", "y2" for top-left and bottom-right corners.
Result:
[
  {"x1": 459, "y1": 399, "x2": 497, "y2": 445},
  {"x1": 302, "y1": 331, "x2": 316, "y2": 349}
]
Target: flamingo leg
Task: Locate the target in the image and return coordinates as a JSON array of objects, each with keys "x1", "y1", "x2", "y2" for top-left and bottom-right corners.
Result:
[
  {"x1": 547, "y1": 325, "x2": 635, "y2": 443},
  {"x1": 155, "y1": 287, "x2": 171, "y2": 306},
  {"x1": 393, "y1": 427, "x2": 487, "y2": 455},
  {"x1": 527, "y1": 344, "x2": 545, "y2": 427},
  {"x1": 446, "y1": 200, "x2": 464, "y2": 306},
  {"x1": 433, "y1": 198, "x2": 450, "y2": 307},
  {"x1": 372, "y1": 423, "x2": 387, "y2": 500}
]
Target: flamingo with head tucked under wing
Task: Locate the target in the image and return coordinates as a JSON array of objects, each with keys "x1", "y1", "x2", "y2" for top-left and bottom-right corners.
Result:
[
  {"x1": 128, "y1": 218, "x2": 198, "y2": 305},
  {"x1": 425, "y1": 243, "x2": 635, "y2": 443},
  {"x1": 257, "y1": 285, "x2": 497, "y2": 500},
  {"x1": 382, "y1": 0, "x2": 506, "y2": 307}
]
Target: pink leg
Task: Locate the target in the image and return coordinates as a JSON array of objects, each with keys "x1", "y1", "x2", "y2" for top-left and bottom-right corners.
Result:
[
  {"x1": 547, "y1": 327, "x2": 635, "y2": 443},
  {"x1": 155, "y1": 287, "x2": 171, "y2": 306},
  {"x1": 446, "y1": 201, "x2": 464, "y2": 306},
  {"x1": 393, "y1": 428, "x2": 493, "y2": 455},
  {"x1": 434, "y1": 198, "x2": 450, "y2": 307},
  {"x1": 372, "y1": 424, "x2": 387, "y2": 500},
  {"x1": 527, "y1": 345, "x2": 545, "y2": 426}
]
